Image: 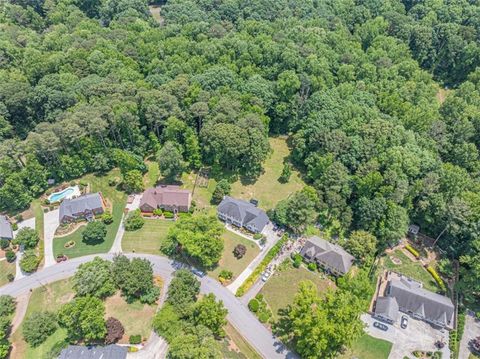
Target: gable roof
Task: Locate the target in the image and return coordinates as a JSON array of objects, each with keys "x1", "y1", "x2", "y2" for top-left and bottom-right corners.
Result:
[
  {"x1": 217, "y1": 196, "x2": 269, "y2": 231},
  {"x1": 374, "y1": 296, "x2": 399, "y2": 322},
  {"x1": 387, "y1": 278, "x2": 454, "y2": 327},
  {"x1": 300, "y1": 236, "x2": 355, "y2": 275},
  {"x1": 59, "y1": 193, "x2": 103, "y2": 220},
  {"x1": 0, "y1": 215, "x2": 13, "y2": 239},
  {"x1": 140, "y1": 185, "x2": 191, "y2": 209},
  {"x1": 58, "y1": 345, "x2": 127, "y2": 359}
]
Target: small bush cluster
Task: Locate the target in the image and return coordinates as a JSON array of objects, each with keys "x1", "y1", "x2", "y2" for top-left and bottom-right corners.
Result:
[
  {"x1": 129, "y1": 334, "x2": 142, "y2": 344},
  {"x1": 247, "y1": 294, "x2": 272, "y2": 324},
  {"x1": 307, "y1": 262, "x2": 317, "y2": 271},
  {"x1": 124, "y1": 210, "x2": 145, "y2": 231},
  {"x1": 292, "y1": 253, "x2": 302, "y2": 268},
  {"x1": 163, "y1": 211, "x2": 174, "y2": 219},
  {"x1": 20, "y1": 251, "x2": 40, "y2": 273},
  {"x1": 218, "y1": 269, "x2": 233, "y2": 284},
  {"x1": 405, "y1": 244, "x2": 420, "y2": 258}
]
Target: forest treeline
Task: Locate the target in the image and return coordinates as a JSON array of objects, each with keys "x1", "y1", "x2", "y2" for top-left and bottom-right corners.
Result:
[{"x1": 1, "y1": 0, "x2": 480, "y2": 310}]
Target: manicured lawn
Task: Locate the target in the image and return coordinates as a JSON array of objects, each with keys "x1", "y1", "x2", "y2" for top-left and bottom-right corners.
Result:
[
  {"x1": 221, "y1": 322, "x2": 262, "y2": 359},
  {"x1": 230, "y1": 137, "x2": 305, "y2": 211},
  {"x1": 53, "y1": 169, "x2": 127, "y2": 259},
  {"x1": 382, "y1": 249, "x2": 438, "y2": 292},
  {"x1": 209, "y1": 230, "x2": 260, "y2": 281},
  {"x1": 0, "y1": 260, "x2": 15, "y2": 287},
  {"x1": 260, "y1": 261, "x2": 335, "y2": 320},
  {"x1": 122, "y1": 219, "x2": 174, "y2": 255},
  {"x1": 338, "y1": 334, "x2": 393, "y2": 359}
]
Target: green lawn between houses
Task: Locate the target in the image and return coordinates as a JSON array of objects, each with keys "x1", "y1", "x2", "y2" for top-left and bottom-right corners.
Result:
[
  {"x1": 52, "y1": 169, "x2": 127, "y2": 259},
  {"x1": 338, "y1": 334, "x2": 393, "y2": 359},
  {"x1": 122, "y1": 219, "x2": 174, "y2": 254},
  {"x1": 11, "y1": 278, "x2": 159, "y2": 359},
  {"x1": 0, "y1": 260, "x2": 15, "y2": 287}
]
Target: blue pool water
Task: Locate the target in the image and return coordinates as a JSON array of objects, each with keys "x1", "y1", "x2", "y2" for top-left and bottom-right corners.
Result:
[{"x1": 48, "y1": 187, "x2": 74, "y2": 203}]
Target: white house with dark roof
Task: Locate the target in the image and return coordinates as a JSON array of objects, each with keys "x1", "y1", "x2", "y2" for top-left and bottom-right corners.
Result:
[
  {"x1": 217, "y1": 196, "x2": 269, "y2": 233},
  {"x1": 300, "y1": 236, "x2": 355, "y2": 276},
  {"x1": 0, "y1": 215, "x2": 13, "y2": 240},
  {"x1": 59, "y1": 193, "x2": 105, "y2": 223}
]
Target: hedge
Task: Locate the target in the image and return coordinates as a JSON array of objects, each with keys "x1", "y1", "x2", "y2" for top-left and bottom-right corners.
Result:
[
  {"x1": 129, "y1": 335, "x2": 142, "y2": 344},
  {"x1": 426, "y1": 266, "x2": 446, "y2": 291},
  {"x1": 248, "y1": 299, "x2": 259, "y2": 312},
  {"x1": 236, "y1": 235, "x2": 288, "y2": 296},
  {"x1": 405, "y1": 244, "x2": 420, "y2": 258}
]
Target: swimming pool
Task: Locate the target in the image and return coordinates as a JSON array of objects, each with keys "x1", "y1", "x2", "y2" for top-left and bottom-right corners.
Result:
[{"x1": 48, "y1": 186, "x2": 77, "y2": 203}]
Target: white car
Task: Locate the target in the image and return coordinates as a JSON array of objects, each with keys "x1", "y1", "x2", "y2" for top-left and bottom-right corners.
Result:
[{"x1": 261, "y1": 271, "x2": 271, "y2": 282}]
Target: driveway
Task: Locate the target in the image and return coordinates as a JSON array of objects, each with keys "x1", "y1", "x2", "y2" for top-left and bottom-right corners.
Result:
[
  {"x1": 0, "y1": 253, "x2": 296, "y2": 359},
  {"x1": 362, "y1": 314, "x2": 450, "y2": 359},
  {"x1": 110, "y1": 194, "x2": 141, "y2": 254},
  {"x1": 43, "y1": 209, "x2": 59, "y2": 267},
  {"x1": 459, "y1": 313, "x2": 480, "y2": 359}
]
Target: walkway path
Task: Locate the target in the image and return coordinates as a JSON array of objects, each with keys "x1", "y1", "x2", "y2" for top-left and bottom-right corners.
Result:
[
  {"x1": 0, "y1": 253, "x2": 296, "y2": 359},
  {"x1": 43, "y1": 209, "x2": 59, "y2": 267},
  {"x1": 459, "y1": 313, "x2": 480, "y2": 359}
]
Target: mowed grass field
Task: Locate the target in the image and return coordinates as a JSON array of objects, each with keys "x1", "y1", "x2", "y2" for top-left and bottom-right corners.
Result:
[
  {"x1": 0, "y1": 259, "x2": 15, "y2": 287},
  {"x1": 260, "y1": 261, "x2": 335, "y2": 320},
  {"x1": 122, "y1": 219, "x2": 174, "y2": 254},
  {"x1": 53, "y1": 169, "x2": 127, "y2": 259},
  {"x1": 209, "y1": 230, "x2": 260, "y2": 281},
  {"x1": 338, "y1": 334, "x2": 393, "y2": 359}
]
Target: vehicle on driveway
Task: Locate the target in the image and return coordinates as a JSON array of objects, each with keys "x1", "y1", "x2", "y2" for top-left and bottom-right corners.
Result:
[
  {"x1": 261, "y1": 271, "x2": 271, "y2": 282},
  {"x1": 373, "y1": 322, "x2": 389, "y2": 331},
  {"x1": 191, "y1": 268, "x2": 205, "y2": 277},
  {"x1": 401, "y1": 315, "x2": 408, "y2": 329}
]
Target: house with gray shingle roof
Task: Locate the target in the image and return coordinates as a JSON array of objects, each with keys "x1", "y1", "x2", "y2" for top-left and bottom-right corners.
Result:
[
  {"x1": 59, "y1": 193, "x2": 105, "y2": 223},
  {"x1": 300, "y1": 236, "x2": 355, "y2": 276},
  {"x1": 0, "y1": 215, "x2": 13, "y2": 240},
  {"x1": 374, "y1": 296, "x2": 400, "y2": 324},
  {"x1": 58, "y1": 345, "x2": 127, "y2": 359},
  {"x1": 217, "y1": 196, "x2": 269, "y2": 233}
]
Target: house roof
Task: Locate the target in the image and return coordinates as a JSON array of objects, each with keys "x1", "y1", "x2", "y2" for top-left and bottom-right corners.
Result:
[
  {"x1": 300, "y1": 236, "x2": 355, "y2": 275},
  {"x1": 140, "y1": 185, "x2": 191, "y2": 209},
  {"x1": 0, "y1": 215, "x2": 13, "y2": 239},
  {"x1": 374, "y1": 296, "x2": 399, "y2": 322},
  {"x1": 217, "y1": 196, "x2": 269, "y2": 231},
  {"x1": 58, "y1": 345, "x2": 127, "y2": 359},
  {"x1": 387, "y1": 278, "x2": 454, "y2": 327},
  {"x1": 59, "y1": 193, "x2": 103, "y2": 220}
]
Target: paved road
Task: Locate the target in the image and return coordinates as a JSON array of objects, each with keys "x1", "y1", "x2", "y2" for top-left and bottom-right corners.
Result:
[
  {"x1": 43, "y1": 209, "x2": 59, "y2": 267},
  {"x1": 0, "y1": 253, "x2": 296, "y2": 359}
]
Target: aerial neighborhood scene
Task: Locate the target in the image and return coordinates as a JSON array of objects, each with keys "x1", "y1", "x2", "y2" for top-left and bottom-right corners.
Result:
[{"x1": 1, "y1": 1, "x2": 480, "y2": 359}]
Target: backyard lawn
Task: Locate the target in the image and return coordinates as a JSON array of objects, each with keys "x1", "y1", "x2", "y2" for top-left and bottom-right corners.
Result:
[
  {"x1": 122, "y1": 219, "x2": 174, "y2": 254},
  {"x1": 381, "y1": 249, "x2": 438, "y2": 292},
  {"x1": 209, "y1": 230, "x2": 260, "y2": 282},
  {"x1": 230, "y1": 137, "x2": 305, "y2": 211},
  {"x1": 338, "y1": 334, "x2": 393, "y2": 359},
  {"x1": 181, "y1": 171, "x2": 217, "y2": 214},
  {"x1": 260, "y1": 261, "x2": 335, "y2": 320},
  {"x1": 0, "y1": 260, "x2": 15, "y2": 286},
  {"x1": 52, "y1": 169, "x2": 127, "y2": 259},
  {"x1": 144, "y1": 161, "x2": 160, "y2": 188}
]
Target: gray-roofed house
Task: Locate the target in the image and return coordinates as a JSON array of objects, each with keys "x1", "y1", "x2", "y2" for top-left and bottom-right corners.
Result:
[
  {"x1": 59, "y1": 193, "x2": 105, "y2": 224},
  {"x1": 0, "y1": 215, "x2": 13, "y2": 240},
  {"x1": 383, "y1": 277, "x2": 455, "y2": 329},
  {"x1": 58, "y1": 345, "x2": 127, "y2": 359},
  {"x1": 139, "y1": 185, "x2": 192, "y2": 213},
  {"x1": 299, "y1": 236, "x2": 355, "y2": 276},
  {"x1": 374, "y1": 296, "x2": 400, "y2": 324},
  {"x1": 217, "y1": 196, "x2": 269, "y2": 233}
]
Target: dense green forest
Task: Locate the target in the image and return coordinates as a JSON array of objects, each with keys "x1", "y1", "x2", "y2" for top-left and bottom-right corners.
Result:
[{"x1": 1, "y1": 0, "x2": 480, "y2": 320}]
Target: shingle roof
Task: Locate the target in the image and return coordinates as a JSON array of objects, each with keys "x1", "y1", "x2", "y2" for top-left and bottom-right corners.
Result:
[
  {"x1": 217, "y1": 196, "x2": 269, "y2": 232},
  {"x1": 387, "y1": 278, "x2": 454, "y2": 327},
  {"x1": 374, "y1": 296, "x2": 399, "y2": 322},
  {"x1": 140, "y1": 185, "x2": 191, "y2": 209},
  {"x1": 58, "y1": 345, "x2": 127, "y2": 359},
  {"x1": 300, "y1": 236, "x2": 355, "y2": 275},
  {"x1": 59, "y1": 193, "x2": 103, "y2": 220},
  {"x1": 0, "y1": 215, "x2": 13, "y2": 240}
]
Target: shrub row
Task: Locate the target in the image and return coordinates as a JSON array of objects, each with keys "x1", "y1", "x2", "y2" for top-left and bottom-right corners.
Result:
[
  {"x1": 449, "y1": 330, "x2": 457, "y2": 358},
  {"x1": 405, "y1": 244, "x2": 420, "y2": 258},
  {"x1": 236, "y1": 235, "x2": 288, "y2": 296},
  {"x1": 426, "y1": 266, "x2": 447, "y2": 292}
]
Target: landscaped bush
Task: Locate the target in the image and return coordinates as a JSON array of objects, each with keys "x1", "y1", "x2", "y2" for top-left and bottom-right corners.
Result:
[
  {"x1": 5, "y1": 250, "x2": 16, "y2": 263},
  {"x1": 129, "y1": 335, "x2": 142, "y2": 345},
  {"x1": 7, "y1": 274, "x2": 14, "y2": 282},
  {"x1": 22, "y1": 312, "x2": 57, "y2": 347},
  {"x1": 248, "y1": 299, "x2": 260, "y2": 313},
  {"x1": 307, "y1": 262, "x2": 317, "y2": 271},
  {"x1": 258, "y1": 312, "x2": 270, "y2": 323},
  {"x1": 253, "y1": 233, "x2": 263, "y2": 240},
  {"x1": 292, "y1": 254, "x2": 302, "y2": 268},
  {"x1": 426, "y1": 266, "x2": 446, "y2": 291},
  {"x1": 124, "y1": 210, "x2": 145, "y2": 231},
  {"x1": 11, "y1": 223, "x2": 18, "y2": 231},
  {"x1": 102, "y1": 211, "x2": 114, "y2": 225},
  {"x1": 449, "y1": 330, "x2": 457, "y2": 356},
  {"x1": 82, "y1": 221, "x2": 107, "y2": 244},
  {"x1": 218, "y1": 269, "x2": 233, "y2": 283},
  {"x1": 15, "y1": 214, "x2": 23, "y2": 222},
  {"x1": 0, "y1": 239, "x2": 9, "y2": 250},
  {"x1": 105, "y1": 317, "x2": 125, "y2": 344},
  {"x1": 152, "y1": 208, "x2": 162, "y2": 216},
  {"x1": 20, "y1": 252, "x2": 40, "y2": 273},
  {"x1": 233, "y1": 244, "x2": 247, "y2": 259},
  {"x1": 163, "y1": 211, "x2": 174, "y2": 219},
  {"x1": 405, "y1": 244, "x2": 420, "y2": 258}
]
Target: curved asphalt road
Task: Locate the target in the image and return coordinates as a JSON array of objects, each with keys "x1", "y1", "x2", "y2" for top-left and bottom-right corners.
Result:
[{"x1": 0, "y1": 253, "x2": 296, "y2": 359}]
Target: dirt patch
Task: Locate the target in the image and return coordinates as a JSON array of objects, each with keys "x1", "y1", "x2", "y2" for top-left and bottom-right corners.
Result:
[
  {"x1": 227, "y1": 337, "x2": 241, "y2": 353},
  {"x1": 390, "y1": 256, "x2": 402, "y2": 265},
  {"x1": 55, "y1": 222, "x2": 86, "y2": 237}
]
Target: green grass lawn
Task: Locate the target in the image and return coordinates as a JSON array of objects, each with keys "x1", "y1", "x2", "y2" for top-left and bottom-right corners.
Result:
[
  {"x1": 338, "y1": 334, "x2": 393, "y2": 359},
  {"x1": 181, "y1": 171, "x2": 217, "y2": 215},
  {"x1": 144, "y1": 161, "x2": 160, "y2": 188},
  {"x1": 0, "y1": 260, "x2": 15, "y2": 287},
  {"x1": 53, "y1": 169, "x2": 127, "y2": 259},
  {"x1": 209, "y1": 230, "x2": 260, "y2": 281},
  {"x1": 381, "y1": 249, "x2": 438, "y2": 292},
  {"x1": 122, "y1": 219, "x2": 174, "y2": 254},
  {"x1": 260, "y1": 261, "x2": 335, "y2": 320},
  {"x1": 230, "y1": 137, "x2": 305, "y2": 211}
]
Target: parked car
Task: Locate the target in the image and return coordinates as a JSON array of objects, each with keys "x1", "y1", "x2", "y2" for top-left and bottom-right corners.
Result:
[
  {"x1": 373, "y1": 322, "x2": 388, "y2": 331},
  {"x1": 401, "y1": 315, "x2": 408, "y2": 329},
  {"x1": 261, "y1": 271, "x2": 271, "y2": 282},
  {"x1": 191, "y1": 268, "x2": 205, "y2": 277}
]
